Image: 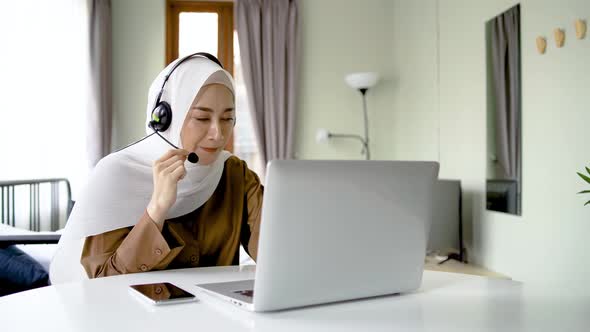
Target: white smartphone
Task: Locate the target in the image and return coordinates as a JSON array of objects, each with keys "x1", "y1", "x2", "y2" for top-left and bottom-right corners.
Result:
[{"x1": 129, "y1": 282, "x2": 197, "y2": 305}]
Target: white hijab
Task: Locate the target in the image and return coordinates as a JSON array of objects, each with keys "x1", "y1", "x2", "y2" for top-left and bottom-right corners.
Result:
[{"x1": 50, "y1": 57, "x2": 235, "y2": 283}]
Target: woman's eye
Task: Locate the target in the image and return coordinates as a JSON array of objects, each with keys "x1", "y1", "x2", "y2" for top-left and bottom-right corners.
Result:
[
  {"x1": 195, "y1": 118, "x2": 210, "y2": 121},
  {"x1": 222, "y1": 118, "x2": 234, "y2": 122}
]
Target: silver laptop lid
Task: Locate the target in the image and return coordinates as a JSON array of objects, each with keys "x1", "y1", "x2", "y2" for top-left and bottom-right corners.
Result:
[{"x1": 253, "y1": 160, "x2": 439, "y2": 311}]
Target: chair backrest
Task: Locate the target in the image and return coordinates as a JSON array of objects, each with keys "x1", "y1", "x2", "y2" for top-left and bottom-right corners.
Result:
[{"x1": 0, "y1": 178, "x2": 73, "y2": 232}]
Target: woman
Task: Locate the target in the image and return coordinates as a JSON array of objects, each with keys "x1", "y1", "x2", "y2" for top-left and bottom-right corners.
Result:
[{"x1": 50, "y1": 55, "x2": 262, "y2": 282}]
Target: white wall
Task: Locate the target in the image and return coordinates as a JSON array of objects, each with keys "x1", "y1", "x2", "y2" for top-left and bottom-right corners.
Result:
[{"x1": 390, "y1": 0, "x2": 590, "y2": 287}]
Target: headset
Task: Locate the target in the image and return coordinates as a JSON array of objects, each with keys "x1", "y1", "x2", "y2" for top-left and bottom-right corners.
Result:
[{"x1": 118, "y1": 52, "x2": 224, "y2": 163}]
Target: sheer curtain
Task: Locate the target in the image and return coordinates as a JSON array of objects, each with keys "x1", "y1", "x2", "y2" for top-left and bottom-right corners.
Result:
[
  {"x1": 0, "y1": 0, "x2": 90, "y2": 199},
  {"x1": 233, "y1": 31, "x2": 265, "y2": 180},
  {"x1": 235, "y1": 0, "x2": 300, "y2": 170},
  {"x1": 491, "y1": 5, "x2": 520, "y2": 181},
  {"x1": 87, "y1": 0, "x2": 112, "y2": 169}
]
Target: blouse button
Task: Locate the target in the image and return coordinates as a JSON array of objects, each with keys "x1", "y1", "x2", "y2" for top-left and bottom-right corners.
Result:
[
  {"x1": 140, "y1": 264, "x2": 148, "y2": 272},
  {"x1": 155, "y1": 248, "x2": 162, "y2": 255},
  {"x1": 155, "y1": 286, "x2": 163, "y2": 294},
  {"x1": 190, "y1": 255, "x2": 198, "y2": 263}
]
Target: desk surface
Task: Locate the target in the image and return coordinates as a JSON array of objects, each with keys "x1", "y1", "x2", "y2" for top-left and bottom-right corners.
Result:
[{"x1": 1, "y1": 266, "x2": 588, "y2": 332}]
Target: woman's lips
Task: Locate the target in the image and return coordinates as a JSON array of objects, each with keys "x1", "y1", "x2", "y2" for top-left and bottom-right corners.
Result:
[{"x1": 200, "y1": 147, "x2": 218, "y2": 153}]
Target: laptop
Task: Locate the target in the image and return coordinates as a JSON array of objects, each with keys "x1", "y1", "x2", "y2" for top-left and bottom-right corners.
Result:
[{"x1": 196, "y1": 160, "x2": 439, "y2": 312}]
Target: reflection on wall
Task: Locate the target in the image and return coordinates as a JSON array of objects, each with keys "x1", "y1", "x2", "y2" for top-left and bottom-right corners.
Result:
[{"x1": 486, "y1": 4, "x2": 522, "y2": 215}]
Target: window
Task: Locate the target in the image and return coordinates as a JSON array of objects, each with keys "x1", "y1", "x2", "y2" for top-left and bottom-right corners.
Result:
[
  {"x1": 0, "y1": 0, "x2": 89, "y2": 199},
  {"x1": 166, "y1": 1, "x2": 263, "y2": 178}
]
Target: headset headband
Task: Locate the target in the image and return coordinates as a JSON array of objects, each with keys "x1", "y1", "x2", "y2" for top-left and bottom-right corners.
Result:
[{"x1": 154, "y1": 52, "x2": 224, "y2": 107}]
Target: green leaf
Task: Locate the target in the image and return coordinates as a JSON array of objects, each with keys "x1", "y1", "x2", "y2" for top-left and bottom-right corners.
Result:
[
  {"x1": 578, "y1": 190, "x2": 590, "y2": 194},
  {"x1": 586, "y1": 166, "x2": 590, "y2": 176},
  {"x1": 577, "y1": 172, "x2": 590, "y2": 184},
  {"x1": 585, "y1": 200, "x2": 590, "y2": 206}
]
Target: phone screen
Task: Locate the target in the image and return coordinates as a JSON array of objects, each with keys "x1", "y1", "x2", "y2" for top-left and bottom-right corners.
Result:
[{"x1": 130, "y1": 282, "x2": 196, "y2": 304}]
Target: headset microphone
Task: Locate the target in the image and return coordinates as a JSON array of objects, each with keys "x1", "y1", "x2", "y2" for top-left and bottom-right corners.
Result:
[{"x1": 149, "y1": 117, "x2": 199, "y2": 164}]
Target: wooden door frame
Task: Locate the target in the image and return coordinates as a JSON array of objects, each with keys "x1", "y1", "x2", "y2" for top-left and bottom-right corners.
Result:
[
  {"x1": 165, "y1": 0, "x2": 235, "y2": 152},
  {"x1": 165, "y1": 0, "x2": 234, "y2": 74}
]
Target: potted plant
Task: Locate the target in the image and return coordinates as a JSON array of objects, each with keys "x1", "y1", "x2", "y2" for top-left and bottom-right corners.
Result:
[{"x1": 577, "y1": 166, "x2": 590, "y2": 205}]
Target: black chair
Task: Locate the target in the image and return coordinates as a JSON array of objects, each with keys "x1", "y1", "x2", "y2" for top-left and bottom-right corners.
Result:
[{"x1": 0, "y1": 178, "x2": 73, "y2": 246}]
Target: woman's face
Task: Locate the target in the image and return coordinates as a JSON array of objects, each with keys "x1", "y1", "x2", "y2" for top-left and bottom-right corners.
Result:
[{"x1": 180, "y1": 84, "x2": 235, "y2": 165}]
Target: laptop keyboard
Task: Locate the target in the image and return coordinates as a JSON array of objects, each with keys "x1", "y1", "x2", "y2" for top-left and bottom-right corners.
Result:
[{"x1": 233, "y1": 289, "x2": 254, "y2": 298}]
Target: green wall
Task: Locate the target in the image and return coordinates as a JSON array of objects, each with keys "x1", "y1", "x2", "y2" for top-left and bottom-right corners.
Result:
[
  {"x1": 389, "y1": 0, "x2": 590, "y2": 286},
  {"x1": 112, "y1": 0, "x2": 590, "y2": 287},
  {"x1": 295, "y1": 0, "x2": 395, "y2": 160},
  {"x1": 112, "y1": 0, "x2": 165, "y2": 150}
]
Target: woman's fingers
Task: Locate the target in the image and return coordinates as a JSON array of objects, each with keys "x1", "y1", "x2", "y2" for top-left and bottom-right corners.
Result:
[
  {"x1": 163, "y1": 159, "x2": 185, "y2": 176},
  {"x1": 170, "y1": 162, "x2": 187, "y2": 181},
  {"x1": 148, "y1": 150, "x2": 188, "y2": 221},
  {"x1": 154, "y1": 149, "x2": 188, "y2": 172},
  {"x1": 157, "y1": 154, "x2": 187, "y2": 172},
  {"x1": 155, "y1": 149, "x2": 189, "y2": 164}
]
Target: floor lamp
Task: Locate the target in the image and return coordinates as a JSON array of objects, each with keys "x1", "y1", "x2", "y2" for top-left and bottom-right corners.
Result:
[{"x1": 316, "y1": 72, "x2": 379, "y2": 160}]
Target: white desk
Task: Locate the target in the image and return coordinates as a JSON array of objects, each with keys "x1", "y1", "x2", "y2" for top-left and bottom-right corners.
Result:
[{"x1": 1, "y1": 266, "x2": 588, "y2": 332}]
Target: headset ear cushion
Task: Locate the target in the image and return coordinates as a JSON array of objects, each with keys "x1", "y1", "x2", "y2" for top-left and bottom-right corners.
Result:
[{"x1": 150, "y1": 101, "x2": 172, "y2": 132}]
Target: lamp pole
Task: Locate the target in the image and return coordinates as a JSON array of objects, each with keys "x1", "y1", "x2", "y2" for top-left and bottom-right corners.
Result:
[
  {"x1": 359, "y1": 88, "x2": 370, "y2": 160},
  {"x1": 317, "y1": 72, "x2": 377, "y2": 159}
]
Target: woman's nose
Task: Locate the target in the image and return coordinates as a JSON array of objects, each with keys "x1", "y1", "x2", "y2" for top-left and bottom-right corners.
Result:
[{"x1": 208, "y1": 120, "x2": 223, "y2": 140}]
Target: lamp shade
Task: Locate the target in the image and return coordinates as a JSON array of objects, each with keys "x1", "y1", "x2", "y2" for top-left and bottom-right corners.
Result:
[
  {"x1": 344, "y1": 72, "x2": 379, "y2": 90},
  {"x1": 315, "y1": 128, "x2": 330, "y2": 143}
]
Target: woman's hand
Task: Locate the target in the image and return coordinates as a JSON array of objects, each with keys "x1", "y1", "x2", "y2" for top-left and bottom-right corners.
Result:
[{"x1": 147, "y1": 149, "x2": 188, "y2": 227}]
